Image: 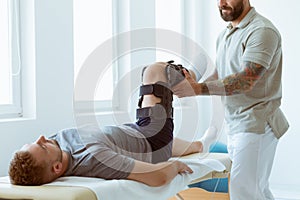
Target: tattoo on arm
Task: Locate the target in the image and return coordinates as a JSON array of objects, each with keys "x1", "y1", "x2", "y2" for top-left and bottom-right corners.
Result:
[{"x1": 200, "y1": 61, "x2": 267, "y2": 95}]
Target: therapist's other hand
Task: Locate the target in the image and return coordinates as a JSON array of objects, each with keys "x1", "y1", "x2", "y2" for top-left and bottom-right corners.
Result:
[{"x1": 172, "y1": 69, "x2": 200, "y2": 98}]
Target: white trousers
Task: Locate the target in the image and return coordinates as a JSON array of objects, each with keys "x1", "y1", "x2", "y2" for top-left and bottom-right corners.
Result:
[{"x1": 227, "y1": 125, "x2": 278, "y2": 200}]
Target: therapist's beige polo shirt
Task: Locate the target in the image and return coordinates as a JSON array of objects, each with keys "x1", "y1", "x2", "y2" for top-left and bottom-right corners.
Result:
[{"x1": 216, "y1": 8, "x2": 289, "y2": 138}]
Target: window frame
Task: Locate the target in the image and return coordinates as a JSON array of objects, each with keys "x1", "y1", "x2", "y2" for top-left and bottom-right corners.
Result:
[
  {"x1": 0, "y1": 0, "x2": 22, "y2": 119},
  {"x1": 73, "y1": 0, "x2": 126, "y2": 113},
  {"x1": 60, "y1": 0, "x2": 206, "y2": 114}
]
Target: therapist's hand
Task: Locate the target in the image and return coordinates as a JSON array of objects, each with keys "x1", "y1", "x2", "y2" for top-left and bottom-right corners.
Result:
[{"x1": 172, "y1": 69, "x2": 201, "y2": 97}]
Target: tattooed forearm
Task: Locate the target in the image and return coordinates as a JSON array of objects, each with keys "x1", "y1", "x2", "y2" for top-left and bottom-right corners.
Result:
[{"x1": 199, "y1": 61, "x2": 267, "y2": 96}]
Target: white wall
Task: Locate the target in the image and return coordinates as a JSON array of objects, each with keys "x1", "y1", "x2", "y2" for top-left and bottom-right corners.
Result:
[
  {"x1": 251, "y1": 1, "x2": 300, "y2": 197},
  {"x1": 0, "y1": 0, "x2": 75, "y2": 176}
]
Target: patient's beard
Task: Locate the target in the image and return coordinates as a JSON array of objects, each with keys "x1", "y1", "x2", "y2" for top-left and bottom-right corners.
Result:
[
  {"x1": 58, "y1": 149, "x2": 63, "y2": 162},
  {"x1": 53, "y1": 140, "x2": 63, "y2": 162}
]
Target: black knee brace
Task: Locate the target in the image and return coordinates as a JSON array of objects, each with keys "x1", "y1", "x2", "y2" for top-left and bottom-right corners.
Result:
[
  {"x1": 137, "y1": 82, "x2": 173, "y2": 118},
  {"x1": 137, "y1": 61, "x2": 189, "y2": 118}
]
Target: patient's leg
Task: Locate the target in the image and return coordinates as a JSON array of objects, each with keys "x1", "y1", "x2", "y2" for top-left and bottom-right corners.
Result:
[
  {"x1": 140, "y1": 62, "x2": 167, "y2": 108},
  {"x1": 141, "y1": 62, "x2": 218, "y2": 156},
  {"x1": 172, "y1": 126, "x2": 218, "y2": 156},
  {"x1": 141, "y1": 61, "x2": 195, "y2": 108},
  {"x1": 141, "y1": 63, "x2": 194, "y2": 157},
  {"x1": 199, "y1": 126, "x2": 218, "y2": 152},
  {"x1": 128, "y1": 62, "x2": 176, "y2": 163},
  {"x1": 172, "y1": 138, "x2": 202, "y2": 157}
]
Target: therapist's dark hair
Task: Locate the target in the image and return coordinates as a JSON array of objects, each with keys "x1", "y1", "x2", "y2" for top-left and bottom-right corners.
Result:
[{"x1": 9, "y1": 151, "x2": 47, "y2": 186}]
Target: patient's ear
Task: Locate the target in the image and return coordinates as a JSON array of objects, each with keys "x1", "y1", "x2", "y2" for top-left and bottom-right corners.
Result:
[{"x1": 52, "y1": 161, "x2": 63, "y2": 175}]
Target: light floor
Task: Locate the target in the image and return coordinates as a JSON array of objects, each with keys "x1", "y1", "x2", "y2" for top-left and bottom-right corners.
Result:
[
  {"x1": 276, "y1": 199, "x2": 300, "y2": 200},
  {"x1": 273, "y1": 187, "x2": 300, "y2": 200},
  {"x1": 168, "y1": 188, "x2": 300, "y2": 200}
]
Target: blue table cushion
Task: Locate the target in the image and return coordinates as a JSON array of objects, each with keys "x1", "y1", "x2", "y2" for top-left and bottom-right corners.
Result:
[{"x1": 189, "y1": 142, "x2": 229, "y2": 193}]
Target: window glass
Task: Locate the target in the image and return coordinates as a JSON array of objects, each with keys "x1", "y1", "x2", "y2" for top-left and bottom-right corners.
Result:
[
  {"x1": 155, "y1": 0, "x2": 182, "y2": 62},
  {"x1": 73, "y1": 0, "x2": 113, "y2": 101},
  {"x1": 0, "y1": 0, "x2": 12, "y2": 105}
]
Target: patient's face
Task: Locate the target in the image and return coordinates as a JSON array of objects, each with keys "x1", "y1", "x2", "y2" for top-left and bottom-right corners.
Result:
[{"x1": 21, "y1": 135, "x2": 63, "y2": 166}]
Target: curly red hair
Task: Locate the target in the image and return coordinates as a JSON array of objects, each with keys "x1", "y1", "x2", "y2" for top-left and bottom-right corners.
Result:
[{"x1": 9, "y1": 151, "x2": 48, "y2": 186}]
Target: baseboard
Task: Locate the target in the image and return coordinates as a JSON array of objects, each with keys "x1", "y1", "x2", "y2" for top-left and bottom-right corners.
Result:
[{"x1": 271, "y1": 184, "x2": 300, "y2": 199}]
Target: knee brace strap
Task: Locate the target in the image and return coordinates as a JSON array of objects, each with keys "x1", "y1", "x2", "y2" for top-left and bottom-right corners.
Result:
[
  {"x1": 136, "y1": 105, "x2": 168, "y2": 119},
  {"x1": 137, "y1": 82, "x2": 173, "y2": 118}
]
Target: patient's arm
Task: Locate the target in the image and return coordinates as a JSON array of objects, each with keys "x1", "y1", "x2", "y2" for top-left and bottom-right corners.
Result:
[{"x1": 127, "y1": 160, "x2": 193, "y2": 187}]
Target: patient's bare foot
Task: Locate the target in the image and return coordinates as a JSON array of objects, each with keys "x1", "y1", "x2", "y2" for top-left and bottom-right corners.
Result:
[
  {"x1": 199, "y1": 126, "x2": 218, "y2": 153},
  {"x1": 189, "y1": 141, "x2": 203, "y2": 154}
]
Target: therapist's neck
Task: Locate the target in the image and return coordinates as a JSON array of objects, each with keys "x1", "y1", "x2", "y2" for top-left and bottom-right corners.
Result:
[{"x1": 231, "y1": 5, "x2": 252, "y2": 27}]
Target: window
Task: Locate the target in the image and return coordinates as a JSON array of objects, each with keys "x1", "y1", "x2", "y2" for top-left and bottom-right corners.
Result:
[
  {"x1": 155, "y1": 0, "x2": 187, "y2": 109},
  {"x1": 73, "y1": 0, "x2": 206, "y2": 113},
  {"x1": 155, "y1": 0, "x2": 182, "y2": 62},
  {"x1": 73, "y1": 0, "x2": 114, "y2": 109},
  {"x1": 0, "y1": 0, "x2": 22, "y2": 118},
  {"x1": 0, "y1": 0, "x2": 10, "y2": 105}
]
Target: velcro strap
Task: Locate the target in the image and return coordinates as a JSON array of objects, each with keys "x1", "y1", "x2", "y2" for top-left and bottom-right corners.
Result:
[
  {"x1": 139, "y1": 83, "x2": 171, "y2": 98},
  {"x1": 136, "y1": 107, "x2": 153, "y2": 118},
  {"x1": 136, "y1": 105, "x2": 172, "y2": 119}
]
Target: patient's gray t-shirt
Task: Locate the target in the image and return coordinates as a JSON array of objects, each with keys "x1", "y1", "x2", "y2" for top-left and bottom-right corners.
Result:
[{"x1": 49, "y1": 125, "x2": 152, "y2": 179}]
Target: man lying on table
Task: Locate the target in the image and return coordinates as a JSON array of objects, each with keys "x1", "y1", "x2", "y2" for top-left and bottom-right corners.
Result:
[{"x1": 9, "y1": 61, "x2": 216, "y2": 186}]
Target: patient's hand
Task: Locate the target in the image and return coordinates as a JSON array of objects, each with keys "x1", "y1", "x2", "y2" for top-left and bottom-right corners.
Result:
[
  {"x1": 128, "y1": 160, "x2": 193, "y2": 187},
  {"x1": 172, "y1": 70, "x2": 200, "y2": 98}
]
